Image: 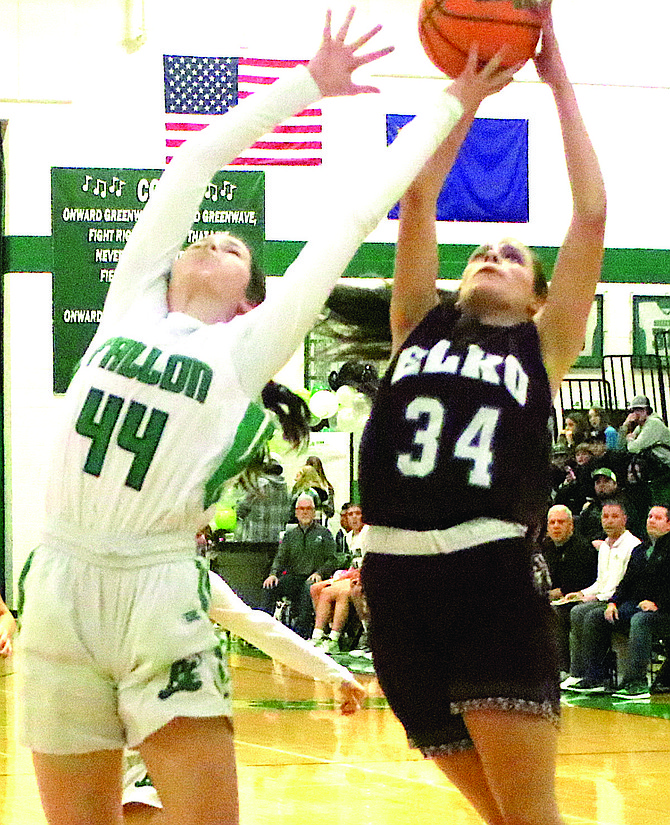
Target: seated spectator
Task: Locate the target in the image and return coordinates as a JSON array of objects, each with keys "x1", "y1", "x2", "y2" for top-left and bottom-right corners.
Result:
[
  {"x1": 234, "y1": 456, "x2": 292, "y2": 545},
  {"x1": 573, "y1": 441, "x2": 597, "y2": 501},
  {"x1": 588, "y1": 438, "x2": 630, "y2": 489},
  {"x1": 575, "y1": 467, "x2": 619, "y2": 543},
  {"x1": 261, "y1": 495, "x2": 337, "y2": 637},
  {"x1": 560, "y1": 500, "x2": 640, "y2": 689},
  {"x1": 619, "y1": 395, "x2": 670, "y2": 504},
  {"x1": 309, "y1": 504, "x2": 368, "y2": 653},
  {"x1": 557, "y1": 411, "x2": 589, "y2": 452},
  {"x1": 334, "y1": 502, "x2": 352, "y2": 560},
  {"x1": 588, "y1": 406, "x2": 619, "y2": 450},
  {"x1": 290, "y1": 465, "x2": 332, "y2": 524},
  {"x1": 567, "y1": 505, "x2": 670, "y2": 698},
  {"x1": 544, "y1": 505, "x2": 598, "y2": 673},
  {"x1": 550, "y1": 443, "x2": 584, "y2": 515}
]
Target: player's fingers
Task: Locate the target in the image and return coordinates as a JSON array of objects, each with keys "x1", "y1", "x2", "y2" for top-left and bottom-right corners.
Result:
[
  {"x1": 349, "y1": 84, "x2": 382, "y2": 96},
  {"x1": 348, "y1": 22, "x2": 383, "y2": 51},
  {"x1": 464, "y1": 42, "x2": 479, "y2": 72},
  {"x1": 335, "y1": 6, "x2": 356, "y2": 41},
  {"x1": 322, "y1": 9, "x2": 332, "y2": 42},
  {"x1": 481, "y1": 47, "x2": 507, "y2": 76},
  {"x1": 353, "y1": 44, "x2": 395, "y2": 67}
]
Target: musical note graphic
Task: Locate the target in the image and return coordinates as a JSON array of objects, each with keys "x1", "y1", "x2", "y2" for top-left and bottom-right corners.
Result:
[
  {"x1": 109, "y1": 177, "x2": 126, "y2": 197},
  {"x1": 221, "y1": 181, "x2": 237, "y2": 201}
]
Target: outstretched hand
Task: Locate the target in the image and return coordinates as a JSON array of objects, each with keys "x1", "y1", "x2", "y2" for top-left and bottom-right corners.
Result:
[
  {"x1": 338, "y1": 678, "x2": 366, "y2": 715},
  {"x1": 308, "y1": 7, "x2": 394, "y2": 98},
  {"x1": 447, "y1": 46, "x2": 521, "y2": 114}
]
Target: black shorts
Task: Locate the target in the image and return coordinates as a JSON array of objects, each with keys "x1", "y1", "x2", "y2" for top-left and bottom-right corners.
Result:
[{"x1": 361, "y1": 538, "x2": 560, "y2": 757}]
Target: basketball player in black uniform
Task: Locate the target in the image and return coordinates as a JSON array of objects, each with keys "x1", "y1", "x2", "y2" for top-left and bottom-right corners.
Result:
[{"x1": 359, "y1": 6, "x2": 606, "y2": 825}]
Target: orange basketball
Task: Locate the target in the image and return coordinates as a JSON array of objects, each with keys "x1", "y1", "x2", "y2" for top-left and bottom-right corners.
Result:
[{"x1": 419, "y1": 0, "x2": 541, "y2": 79}]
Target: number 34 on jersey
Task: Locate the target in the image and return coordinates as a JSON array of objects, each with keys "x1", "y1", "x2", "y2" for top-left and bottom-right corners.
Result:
[{"x1": 397, "y1": 397, "x2": 500, "y2": 489}]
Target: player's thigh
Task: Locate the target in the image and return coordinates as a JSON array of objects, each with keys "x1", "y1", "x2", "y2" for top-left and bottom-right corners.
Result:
[
  {"x1": 138, "y1": 716, "x2": 238, "y2": 825},
  {"x1": 32, "y1": 749, "x2": 124, "y2": 825},
  {"x1": 123, "y1": 804, "x2": 167, "y2": 825},
  {"x1": 463, "y1": 709, "x2": 562, "y2": 825}
]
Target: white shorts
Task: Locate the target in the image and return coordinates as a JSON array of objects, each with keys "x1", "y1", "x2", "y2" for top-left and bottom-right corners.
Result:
[{"x1": 18, "y1": 546, "x2": 233, "y2": 754}]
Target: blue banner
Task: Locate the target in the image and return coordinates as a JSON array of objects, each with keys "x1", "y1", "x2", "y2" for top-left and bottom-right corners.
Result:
[{"x1": 387, "y1": 115, "x2": 529, "y2": 223}]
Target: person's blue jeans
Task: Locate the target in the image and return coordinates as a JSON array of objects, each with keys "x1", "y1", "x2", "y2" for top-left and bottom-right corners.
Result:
[
  {"x1": 583, "y1": 600, "x2": 670, "y2": 684},
  {"x1": 569, "y1": 600, "x2": 607, "y2": 678}
]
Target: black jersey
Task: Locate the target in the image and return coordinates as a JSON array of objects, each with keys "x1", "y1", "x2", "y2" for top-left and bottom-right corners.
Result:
[{"x1": 359, "y1": 301, "x2": 551, "y2": 532}]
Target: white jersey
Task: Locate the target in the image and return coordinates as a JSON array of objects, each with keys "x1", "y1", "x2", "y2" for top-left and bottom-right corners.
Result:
[{"x1": 42, "y1": 66, "x2": 464, "y2": 561}]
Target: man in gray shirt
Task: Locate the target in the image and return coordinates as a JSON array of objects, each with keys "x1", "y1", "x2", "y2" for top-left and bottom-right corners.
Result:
[{"x1": 620, "y1": 395, "x2": 670, "y2": 503}]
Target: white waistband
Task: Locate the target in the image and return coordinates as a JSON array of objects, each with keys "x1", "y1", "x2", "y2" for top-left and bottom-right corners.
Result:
[
  {"x1": 364, "y1": 518, "x2": 527, "y2": 556},
  {"x1": 40, "y1": 519, "x2": 197, "y2": 568}
]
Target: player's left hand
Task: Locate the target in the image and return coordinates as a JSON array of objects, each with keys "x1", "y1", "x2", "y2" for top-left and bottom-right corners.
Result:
[
  {"x1": 339, "y1": 678, "x2": 366, "y2": 714},
  {"x1": 308, "y1": 7, "x2": 394, "y2": 98}
]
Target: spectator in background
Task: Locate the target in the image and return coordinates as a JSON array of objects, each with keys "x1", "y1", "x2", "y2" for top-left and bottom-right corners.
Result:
[
  {"x1": 588, "y1": 406, "x2": 618, "y2": 450},
  {"x1": 334, "y1": 503, "x2": 352, "y2": 559},
  {"x1": 558, "y1": 411, "x2": 589, "y2": 452},
  {"x1": 543, "y1": 505, "x2": 598, "y2": 673},
  {"x1": 261, "y1": 494, "x2": 337, "y2": 637},
  {"x1": 619, "y1": 395, "x2": 670, "y2": 504},
  {"x1": 568, "y1": 505, "x2": 670, "y2": 698},
  {"x1": 550, "y1": 443, "x2": 584, "y2": 516},
  {"x1": 575, "y1": 467, "x2": 619, "y2": 543},
  {"x1": 235, "y1": 457, "x2": 292, "y2": 545},
  {"x1": 561, "y1": 500, "x2": 639, "y2": 689},
  {"x1": 304, "y1": 455, "x2": 336, "y2": 521},
  {"x1": 309, "y1": 503, "x2": 368, "y2": 653},
  {"x1": 572, "y1": 442, "x2": 597, "y2": 504},
  {"x1": 291, "y1": 465, "x2": 332, "y2": 524}
]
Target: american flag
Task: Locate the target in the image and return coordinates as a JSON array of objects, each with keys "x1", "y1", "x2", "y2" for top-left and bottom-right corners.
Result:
[{"x1": 163, "y1": 55, "x2": 322, "y2": 166}]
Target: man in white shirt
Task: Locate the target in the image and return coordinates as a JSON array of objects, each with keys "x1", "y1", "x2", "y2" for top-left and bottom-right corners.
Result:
[{"x1": 561, "y1": 500, "x2": 640, "y2": 691}]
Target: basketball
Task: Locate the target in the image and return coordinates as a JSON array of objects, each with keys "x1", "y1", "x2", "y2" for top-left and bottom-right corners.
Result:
[{"x1": 419, "y1": 0, "x2": 542, "y2": 79}]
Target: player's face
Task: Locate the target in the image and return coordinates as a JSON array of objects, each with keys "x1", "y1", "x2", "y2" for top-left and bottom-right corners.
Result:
[
  {"x1": 458, "y1": 238, "x2": 541, "y2": 321},
  {"x1": 547, "y1": 510, "x2": 573, "y2": 543},
  {"x1": 647, "y1": 506, "x2": 670, "y2": 540},
  {"x1": 170, "y1": 232, "x2": 253, "y2": 315},
  {"x1": 340, "y1": 509, "x2": 350, "y2": 530}
]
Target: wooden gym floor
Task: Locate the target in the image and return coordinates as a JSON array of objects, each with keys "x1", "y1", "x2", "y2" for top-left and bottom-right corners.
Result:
[{"x1": 2, "y1": 647, "x2": 670, "y2": 825}]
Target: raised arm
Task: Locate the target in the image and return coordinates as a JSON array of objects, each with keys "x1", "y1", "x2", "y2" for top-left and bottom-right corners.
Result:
[
  {"x1": 100, "y1": 8, "x2": 393, "y2": 331},
  {"x1": 533, "y1": 6, "x2": 607, "y2": 396},
  {"x1": 390, "y1": 49, "x2": 519, "y2": 355},
  {"x1": 234, "y1": 51, "x2": 521, "y2": 397}
]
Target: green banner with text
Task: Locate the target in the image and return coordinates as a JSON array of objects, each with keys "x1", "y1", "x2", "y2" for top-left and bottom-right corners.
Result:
[{"x1": 51, "y1": 167, "x2": 264, "y2": 393}]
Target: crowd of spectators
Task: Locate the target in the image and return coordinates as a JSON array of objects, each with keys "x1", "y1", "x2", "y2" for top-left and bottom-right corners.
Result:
[{"x1": 544, "y1": 397, "x2": 670, "y2": 698}]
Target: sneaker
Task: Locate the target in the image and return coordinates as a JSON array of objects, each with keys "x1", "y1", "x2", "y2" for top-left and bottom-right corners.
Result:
[
  {"x1": 651, "y1": 678, "x2": 670, "y2": 695},
  {"x1": 348, "y1": 647, "x2": 373, "y2": 660},
  {"x1": 612, "y1": 682, "x2": 651, "y2": 700},
  {"x1": 122, "y1": 749, "x2": 161, "y2": 809},
  {"x1": 324, "y1": 637, "x2": 341, "y2": 655},
  {"x1": 568, "y1": 679, "x2": 607, "y2": 694},
  {"x1": 560, "y1": 675, "x2": 581, "y2": 690},
  {"x1": 312, "y1": 636, "x2": 328, "y2": 649}
]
